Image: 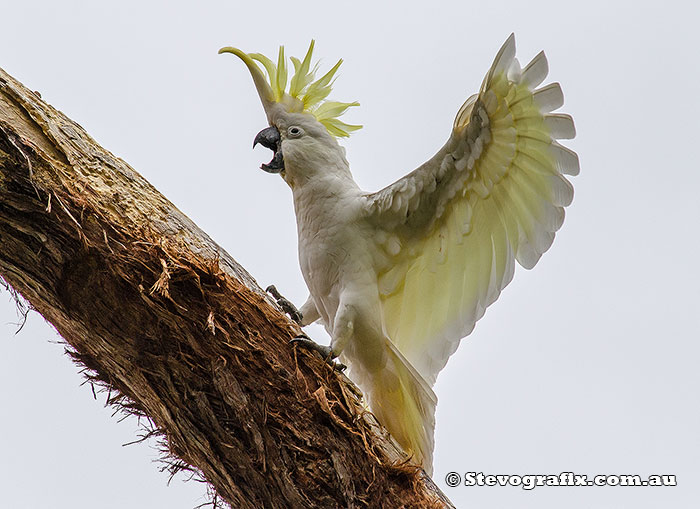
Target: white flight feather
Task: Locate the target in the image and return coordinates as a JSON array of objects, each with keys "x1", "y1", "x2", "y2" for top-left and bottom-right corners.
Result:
[{"x1": 364, "y1": 34, "x2": 579, "y2": 386}]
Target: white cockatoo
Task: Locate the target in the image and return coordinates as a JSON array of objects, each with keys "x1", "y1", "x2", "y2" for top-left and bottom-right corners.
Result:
[{"x1": 220, "y1": 34, "x2": 578, "y2": 475}]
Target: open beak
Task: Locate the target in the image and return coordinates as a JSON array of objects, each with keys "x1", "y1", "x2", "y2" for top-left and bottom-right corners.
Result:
[{"x1": 253, "y1": 126, "x2": 284, "y2": 173}]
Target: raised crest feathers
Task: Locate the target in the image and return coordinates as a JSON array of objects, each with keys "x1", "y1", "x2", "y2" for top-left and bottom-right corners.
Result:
[{"x1": 220, "y1": 40, "x2": 361, "y2": 137}]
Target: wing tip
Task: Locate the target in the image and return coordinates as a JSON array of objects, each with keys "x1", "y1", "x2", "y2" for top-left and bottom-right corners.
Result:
[
  {"x1": 522, "y1": 50, "x2": 549, "y2": 89},
  {"x1": 551, "y1": 141, "x2": 581, "y2": 176},
  {"x1": 533, "y1": 82, "x2": 564, "y2": 112},
  {"x1": 544, "y1": 113, "x2": 576, "y2": 140},
  {"x1": 488, "y1": 33, "x2": 517, "y2": 81}
]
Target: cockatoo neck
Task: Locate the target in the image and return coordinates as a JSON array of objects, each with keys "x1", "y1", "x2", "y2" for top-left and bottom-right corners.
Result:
[
  {"x1": 287, "y1": 156, "x2": 360, "y2": 229},
  {"x1": 288, "y1": 159, "x2": 358, "y2": 201},
  {"x1": 281, "y1": 136, "x2": 357, "y2": 192}
]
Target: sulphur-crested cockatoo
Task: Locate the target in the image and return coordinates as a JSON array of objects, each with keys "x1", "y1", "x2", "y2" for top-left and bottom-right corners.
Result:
[{"x1": 220, "y1": 34, "x2": 578, "y2": 475}]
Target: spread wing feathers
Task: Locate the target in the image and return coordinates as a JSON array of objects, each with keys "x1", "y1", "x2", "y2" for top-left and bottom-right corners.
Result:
[{"x1": 363, "y1": 34, "x2": 579, "y2": 386}]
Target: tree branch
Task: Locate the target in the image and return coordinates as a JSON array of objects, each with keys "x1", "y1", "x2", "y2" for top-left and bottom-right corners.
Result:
[{"x1": 0, "y1": 67, "x2": 454, "y2": 508}]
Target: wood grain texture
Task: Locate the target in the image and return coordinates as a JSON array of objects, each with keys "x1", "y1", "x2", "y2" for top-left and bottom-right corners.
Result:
[{"x1": 0, "y1": 67, "x2": 454, "y2": 509}]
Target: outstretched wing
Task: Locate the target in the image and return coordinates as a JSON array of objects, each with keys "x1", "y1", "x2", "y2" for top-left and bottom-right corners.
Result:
[{"x1": 364, "y1": 34, "x2": 579, "y2": 386}]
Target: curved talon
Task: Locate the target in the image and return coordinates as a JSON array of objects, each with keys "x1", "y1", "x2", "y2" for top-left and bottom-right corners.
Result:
[
  {"x1": 266, "y1": 285, "x2": 303, "y2": 324},
  {"x1": 290, "y1": 336, "x2": 333, "y2": 358},
  {"x1": 290, "y1": 336, "x2": 345, "y2": 371}
]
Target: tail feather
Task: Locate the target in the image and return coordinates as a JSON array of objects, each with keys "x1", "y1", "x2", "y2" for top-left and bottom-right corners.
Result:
[{"x1": 363, "y1": 340, "x2": 437, "y2": 474}]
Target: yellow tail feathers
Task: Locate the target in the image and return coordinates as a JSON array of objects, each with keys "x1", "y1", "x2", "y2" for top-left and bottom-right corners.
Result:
[{"x1": 364, "y1": 340, "x2": 437, "y2": 474}]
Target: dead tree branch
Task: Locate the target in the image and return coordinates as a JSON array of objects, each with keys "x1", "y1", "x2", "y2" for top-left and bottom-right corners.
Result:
[{"x1": 0, "y1": 67, "x2": 453, "y2": 509}]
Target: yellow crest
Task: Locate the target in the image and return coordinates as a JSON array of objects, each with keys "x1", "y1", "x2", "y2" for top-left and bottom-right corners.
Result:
[{"x1": 219, "y1": 41, "x2": 362, "y2": 138}]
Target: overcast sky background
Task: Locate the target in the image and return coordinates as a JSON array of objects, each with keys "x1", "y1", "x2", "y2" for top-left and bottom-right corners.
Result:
[{"x1": 1, "y1": 1, "x2": 699, "y2": 508}]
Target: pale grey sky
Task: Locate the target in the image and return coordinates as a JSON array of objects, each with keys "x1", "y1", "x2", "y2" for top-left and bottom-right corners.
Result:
[{"x1": 1, "y1": 1, "x2": 698, "y2": 508}]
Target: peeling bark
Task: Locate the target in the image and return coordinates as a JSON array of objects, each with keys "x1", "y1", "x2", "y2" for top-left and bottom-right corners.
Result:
[{"x1": 0, "y1": 67, "x2": 454, "y2": 509}]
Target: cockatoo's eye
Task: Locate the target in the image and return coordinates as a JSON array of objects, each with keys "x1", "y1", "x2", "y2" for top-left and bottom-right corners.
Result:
[{"x1": 287, "y1": 126, "x2": 303, "y2": 138}]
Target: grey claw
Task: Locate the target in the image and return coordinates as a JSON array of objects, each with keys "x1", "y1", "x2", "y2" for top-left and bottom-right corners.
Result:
[
  {"x1": 290, "y1": 336, "x2": 332, "y2": 357},
  {"x1": 290, "y1": 335, "x2": 345, "y2": 371},
  {"x1": 266, "y1": 285, "x2": 303, "y2": 324}
]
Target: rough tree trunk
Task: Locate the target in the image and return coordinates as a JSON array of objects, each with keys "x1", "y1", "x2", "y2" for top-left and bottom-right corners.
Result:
[{"x1": 0, "y1": 67, "x2": 454, "y2": 508}]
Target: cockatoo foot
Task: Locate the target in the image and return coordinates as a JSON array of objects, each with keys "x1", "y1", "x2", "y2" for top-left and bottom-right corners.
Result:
[
  {"x1": 266, "y1": 285, "x2": 303, "y2": 325},
  {"x1": 290, "y1": 335, "x2": 347, "y2": 372}
]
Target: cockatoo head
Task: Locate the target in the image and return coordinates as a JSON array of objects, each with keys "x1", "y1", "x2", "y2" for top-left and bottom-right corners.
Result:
[{"x1": 219, "y1": 41, "x2": 360, "y2": 183}]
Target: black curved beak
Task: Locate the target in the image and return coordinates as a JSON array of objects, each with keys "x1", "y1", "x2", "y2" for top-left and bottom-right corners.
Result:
[{"x1": 253, "y1": 126, "x2": 284, "y2": 174}]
